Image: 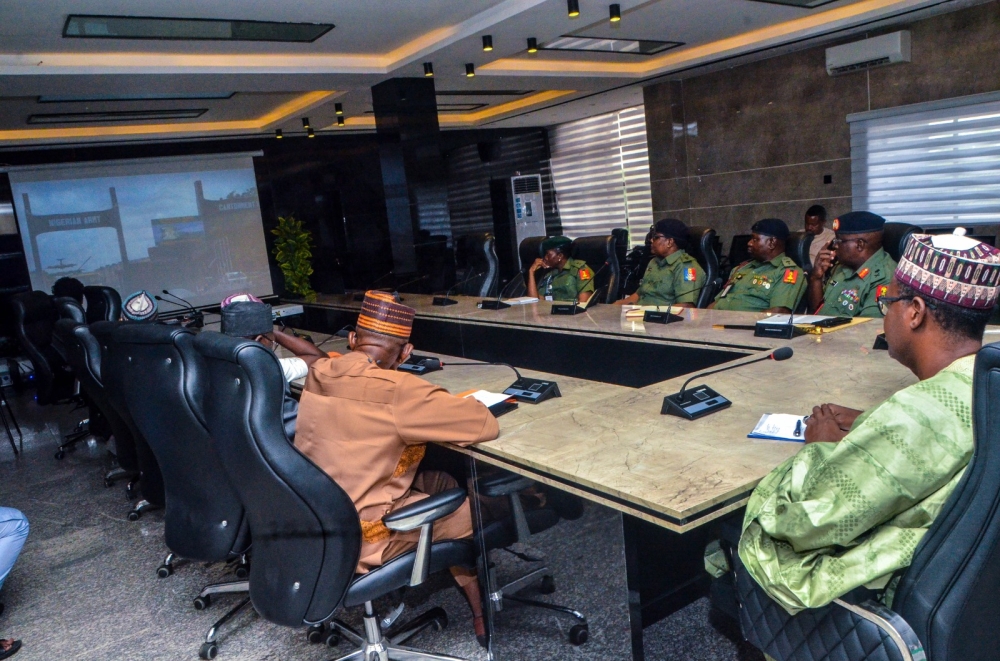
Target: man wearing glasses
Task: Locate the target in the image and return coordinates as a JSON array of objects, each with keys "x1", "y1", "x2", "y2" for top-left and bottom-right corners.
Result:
[
  {"x1": 712, "y1": 218, "x2": 806, "y2": 313},
  {"x1": 738, "y1": 230, "x2": 1000, "y2": 614},
  {"x1": 615, "y1": 218, "x2": 705, "y2": 307},
  {"x1": 807, "y1": 211, "x2": 896, "y2": 317}
]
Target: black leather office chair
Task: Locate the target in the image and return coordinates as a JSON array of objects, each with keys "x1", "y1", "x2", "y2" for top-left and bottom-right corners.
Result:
[
  {"x1": 724, "y1": 234, "x2": 753, "y2": 281},
  {"x1": 508, "y1": 236, "x2": 547, "y2": 297},
  {"x1": 91, "y1": 321, "x2": 165, "y2": 519},
  {"x1": 570, "y1": 235, "x2": 620, "y2": 304},
  {"x1": 735, "y1": 343, "x2": 1000, "y2": 661},
  {"x1": 53, "y1": 296, "x2": 87, "y2": 325},
  {"x1": 455, "y1": 233, "x2": 501, "y2": 298},
  {"x1": 11, "y1": 291, "x2": 76, "y2": 406},
  {"x1": 785, "y1": 230, "x2": 814, "y2": 273},
  {"x1": 112, "y1": 323, "x2": 251, "y2": 657},
  {"x1": 882, "y1": 223, "x2": 922, "y2": 262},
  {"x1": 687, "y1": 226, "x2": 722, "y2": 308},
  {"x1": 610, "y1": 228, "x2": 630, "y2": 276},
  {"x1": 620, "y1": 244, "x2": 653, "y2": 298},
  {"x1": 83, "y1": 285, "x2": 122, "y2": 324},
  {"x1": 194, "y1": 331, "x2": 478, "y2": 661}
]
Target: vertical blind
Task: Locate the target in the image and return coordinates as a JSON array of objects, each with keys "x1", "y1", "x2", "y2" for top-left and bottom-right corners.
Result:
[
  {"x1": 850, "y1": 93, "x2": 1000, "y2": 226},
  {"x1": 548, "y1": 105, "x2": 653, "y2": 246}
]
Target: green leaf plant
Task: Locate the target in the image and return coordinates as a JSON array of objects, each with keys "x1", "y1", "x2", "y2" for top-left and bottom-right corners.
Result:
[{"x1": 271, "y1": 215, "x2": 317, "y2": 301}]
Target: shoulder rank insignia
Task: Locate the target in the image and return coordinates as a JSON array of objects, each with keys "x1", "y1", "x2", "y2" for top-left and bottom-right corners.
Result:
[
  {"x1": 858, "y1": 267, "x2": 870, "y2": 279},
  {"x1": 578, "y1": 267, "x2": 592, "y2": 281},
  {"x1": 876, "y1": 285, "x2": 889, "y2": 300},
  {"x1": 683, "y1": 267, "x2": 697, "y2": 282},
  {"x1": 783, "y1": 269, "x2": 798, "y2": 284}
]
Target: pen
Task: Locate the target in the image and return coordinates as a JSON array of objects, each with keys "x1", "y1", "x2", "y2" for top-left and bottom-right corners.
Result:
[{"x1": 793, "y1": 419, "x2": 802, "y2": 437}]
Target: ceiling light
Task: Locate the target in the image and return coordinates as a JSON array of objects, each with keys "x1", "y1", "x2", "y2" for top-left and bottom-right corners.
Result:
[
  {"x1": 275, "y1": 129, "x2": 283, "y2": 139},
  {"x1": 26, "y1": 109, "x2": 207, "y2": 124},
  {"x1": 38, "y1": 92, "x2": 235, "y2": 103},
  {"x1": 610, "y1": 4, "x2": 621, "y2": 22},
  {"x1": 307, "y1": 127, "x2": 315, "y2": 138},
  {"x1": 335, "y1": 103, "x2": 343, "y2": 115},
  {"x1": 527, "y1": 37, "x2": 538, "y2": 53},
  {"x1": 540, "y1": 36, "x2": 681, "y2": 55},
  {"x1": 568, "y1": 0, "x2": 580, "y2": 17},
  {"x1": 423, "y1": 62, "x2": 434, "y2": 77},
  {"x1": 63, "y1": 15, "x2": 333, "y2": 42},
  {"x1": 482, "y1": 35, "x2": 493, "y2": 51},
  {"x1": 465, "y1": 63, "x2": 475, "y2": 77},
  {"x1": 337, "y1": 116, "x2": 345, "y2": 127},
  {"x1": 302, "y1": 117, "x2": 310, "y2": 129}
]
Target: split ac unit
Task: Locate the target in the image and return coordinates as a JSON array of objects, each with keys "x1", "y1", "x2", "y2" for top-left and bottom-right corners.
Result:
[{"x1": 826, "y1": 31, "x2": 910, "y2": 76}]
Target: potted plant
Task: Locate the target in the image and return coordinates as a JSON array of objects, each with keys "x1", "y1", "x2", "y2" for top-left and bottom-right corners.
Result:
[{"x1": 271, "y1": 215, "x2": 316, "y2": 301}]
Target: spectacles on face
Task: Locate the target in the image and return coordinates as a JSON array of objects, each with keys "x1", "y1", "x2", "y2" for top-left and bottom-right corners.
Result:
[
  {"x1": 829, "y1": 237, "x2": 862, "y2": 250},
  {"x1": 877, "y1": 294, "x2": 936, "y2": 316},
  {"x1": 650, "y1": 234, "x2": 668, "y2": 243}
]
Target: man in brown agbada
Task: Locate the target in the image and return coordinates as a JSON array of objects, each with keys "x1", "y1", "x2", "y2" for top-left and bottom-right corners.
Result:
[{"x1": 293, "y1": 291, "x2": 499, "y2": 643}]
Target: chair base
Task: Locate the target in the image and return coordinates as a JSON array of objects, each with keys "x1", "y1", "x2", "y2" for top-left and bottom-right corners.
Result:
[
  {"x1": 489, "y1": 565, "x2": 589, "y2": 645},
  {"x1": 199, "y1": 595, "x2": 253, "y2": 660},
  {"x1": 127, "y1": 499, "x2": 161, "y2": 521},
  {"x1": 104, "y1": 466, "x2": 139, "y2": 489},
  {"x1": 327, "y1": 602, "x2": 464, "y2": 661},
  {"x1": 0, "y1": 389, "x2": 23, "y2": 456}
]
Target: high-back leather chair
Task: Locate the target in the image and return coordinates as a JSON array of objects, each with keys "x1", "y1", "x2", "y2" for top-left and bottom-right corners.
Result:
[
  {"x1": 687, "y1": 226, "x2": 722, "y2": 308},
  {"x1": 83, "y1": 285, "x2": 122, "y2": 324},
  {"x1": 883, "y1": 223, "x2": 923, "y2": 262},
  {"x1": 512, "y1": 236, "x2": 547, "y2": 297},
  {"x1": 570, "y1": 235, "x2": 620, "y2": 303},
  {"x1": 736, "y1": 343, "x2": 1000, "y2": 661},
  {"x1": 610, "y1": 228, "x2": 630, "y2": 275},
  {"x1": 53, "y1": 296, "x2": 87, "y2": 325},
  {"x1": 11, "y1": 290, "x2": 75, "y2": 406},
  {"x1": 785, "y1": 230, "x2": 814, "y2": 272},
  {"x1": 193, "y1": 331, "x2": 477, "y2": 659},
  {"x1": 455, "y1": 232, "x2": 500, "y2": 297}
]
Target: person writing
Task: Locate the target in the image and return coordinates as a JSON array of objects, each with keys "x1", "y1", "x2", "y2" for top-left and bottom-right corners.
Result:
[
  {"x1": 739, "y1": 230, "x2": 1000, "y2": 613},
  {"x1": 615, "y1": 219, "x2": 705, "y2": 307},
  {"x1": 711, "y1": 219, "x2": 806, "y2": 313},
  {"x1": 293, "y1": 291, "x2": 500, "y2": 645},
  {"x1": 526, "y1": 236, "x2": 595, "y2": 303}
]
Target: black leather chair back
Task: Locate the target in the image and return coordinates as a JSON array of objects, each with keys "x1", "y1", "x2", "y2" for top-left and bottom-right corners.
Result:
[
  {"x1": 54, "y1": 297, "x2": 87, "y2": 325},
  {"x1": 610, "y1": 228, "x2": 630, "y2": 273},
  {"x1": 11, "y1": 290, "x2": 74, "y2": 405},
  {"x1": 785, "y1": 230, "x2": 814, "y2": 272},
  {"x1": 193, "y1": 332, "x2": 360, "y2": 626},
  {"x1": 518, "y1": 236, "x2": 546, "y2": 273},
  {"x1": 570, "y1": 235, "x2": 620, "y2": 303},
  {"x1": 890, "y1": 344, "x2": 1000, "y2": 661},
  {"x1": 727, "y1": 234, "x2": 753, "y2": 271},
  {"x1": 455, "y1": 233, "x2": 500, "y2": 297},
  {"x1": 83, "y1": 286, "x2": 122, "y2": 324},
  {"x1": 882, "y1": 223, "x2": 922, "y2": 262},
  {"x1": 112, "y1": 323, "x2": 248, "y2": 562},
  {"x1": 687, "y1": 226, "x2": 722, "y2": 308}
]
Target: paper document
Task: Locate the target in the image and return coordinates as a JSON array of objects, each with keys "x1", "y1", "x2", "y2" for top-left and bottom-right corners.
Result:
[
  {"x1": 622, "y1": 305, "x2": 682, "y2": 319},
  {"x1": 756, "y1": 314, "x2": 834, "y2": 325},
  {"x1": 748, "y1": 413, "x2": 807, "y2": 442},
  {"x1": 502, "y1": 296, "x2": 538, "y2": 305},
  {"x1": 464, "y1": 390, "x2": 512, "y2": 407}
]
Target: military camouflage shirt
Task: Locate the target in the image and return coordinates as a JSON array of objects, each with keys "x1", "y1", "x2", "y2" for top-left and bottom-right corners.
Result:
[
  {"x1": 713, "y1": 254, "x2": 806, "y2": 312},
  {"x1": 539, "y1": 258, "x2": 596, "y2": 302},
  {"x1": 816, "y1": 248, "x2": 896, "y2": 318},
  {"x1": 636, "y1": 250, "x2": 707, "y2": 306}
]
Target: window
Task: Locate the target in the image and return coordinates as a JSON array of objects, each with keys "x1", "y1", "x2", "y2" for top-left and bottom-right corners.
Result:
[
  {"x1": 850, "y1": 92, "x2": 1000, "y2": 227},
  {"x1": 548, "y1": 105, "x2": 653, "y2": 246}
]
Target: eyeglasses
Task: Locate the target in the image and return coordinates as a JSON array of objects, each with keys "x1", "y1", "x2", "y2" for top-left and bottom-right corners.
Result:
[
  {"x1": 829, "y1": 237, "x2": 863, "y2": 250},
  {"x1": 877, "y1": 294, "x2": 937, "y2": 316},
  {"x1": 650, "y1": 234, "x2": 667, "y2": 242}
]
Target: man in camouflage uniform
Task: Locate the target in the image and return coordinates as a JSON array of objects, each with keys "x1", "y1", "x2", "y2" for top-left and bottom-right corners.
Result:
[
  {"x1": 711, "y1": 219, "x2": 806, "y2": 313},
  {"x1": 807, "y1": 211, "x2": 896, "y2": 318},
  {"x1": 526, "y1": 236, "x2": 595, "y2": 302},
  {"x1": 616, "y1": 218, "x2": 705, "y2": 307}
]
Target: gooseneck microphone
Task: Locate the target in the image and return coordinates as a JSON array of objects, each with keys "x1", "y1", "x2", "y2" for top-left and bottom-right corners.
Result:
[
  {"x1": 552, "y1": 261, "x2": 609, "y2": 315},
  {"x1": 433, "y1": 271, "x2": 483, "y2": 306},
  {"x1": 662, "y1": 347, "x2": 794, "y2": 420},
  {"x1": 391, "y1": 274, "x2": 429, "y2": 302},
  {"x1": 157, "y1": 290, "x2": 205, "y2": 328},
  {"x1": 479, "y1": 275, "x2": 513, "y2": 310},
  {"x1": 643, "y1": 282, "x2": 707, "y2": 324}
]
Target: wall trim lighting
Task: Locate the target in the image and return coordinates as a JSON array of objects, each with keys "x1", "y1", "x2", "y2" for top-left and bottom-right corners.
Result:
[
  {"x1": 335, "y1": 103, "x2": 343, "y2": 115},
  {"x1": 423, "y1": 62, "x2": 434, "y2": 77},
  {"x1": 307, "y1": 127, "x2": 315, "y2": 137},
  {"x1": 527, "y1": 37, "x2": 538, "y2": 53},
  {"x1": 301, "y1": 117, "x2": 310, "y2": 129},
  {"x1": 610, "y1": 3, "x2": 621, "y2": 22},
  {"x1": 465, "y1": 63, "x2": 475, "y2": 77},
  {"x1": 482, "y1": 35, "x2": 493, "y2": 51},
  {"x1": 275, "y1": 129, "x2": 283, "y2": 139},
  {"x1": 568, "y1": 0, "x2": 580, "y2": 17},
  {"x1": 337, "y1": 116, "x2": 345, "y2": 127}
]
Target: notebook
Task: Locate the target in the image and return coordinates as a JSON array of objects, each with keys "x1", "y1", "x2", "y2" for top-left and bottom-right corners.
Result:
[{"x1": 748, "y1": 413, "x2": 807, "y2": 442}]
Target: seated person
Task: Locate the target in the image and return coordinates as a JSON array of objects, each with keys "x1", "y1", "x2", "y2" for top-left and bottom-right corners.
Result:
[
  {"x1": 121, "y1": 290, "x2": 158, "y2": 323},
  {"x1": 739, "y1": 230, "x2": 1000, "y2": 613},
  {"x1": 807, "y1": 211, "x2": 896, "y2": 318},
  {"x1": 711, "y1": 219, "x2": 806, "y2": 313},
  {"x1": 219, "y1": 294, "x2": 327, "y2": 440},
  {"x1": 526, "y1": 236, "x2": 595, "y2": 303},
  {"x1": 51, "y1": 277, "x2": 85, "y2": 305},
  {"x1": 293, "y1": 291, "x2": 500, "y2": 644},
  {"x1": 615, "y1": 218, "x2": 705, "y2": 308},
  {"x1": 804, "y1": 204, "x2": 835, "y2": 269},
  {"x1": 0, "y1": 507, "x2": 28, "y2": 659}
]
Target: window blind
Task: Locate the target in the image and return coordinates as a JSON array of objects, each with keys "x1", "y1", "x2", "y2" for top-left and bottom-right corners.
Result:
[
  {"x1": 850, "y1": 93, "x2": 1000, "y2": 226},
  {"x1": 548, "y1": 105, "x2": 653, "y2": 246}
]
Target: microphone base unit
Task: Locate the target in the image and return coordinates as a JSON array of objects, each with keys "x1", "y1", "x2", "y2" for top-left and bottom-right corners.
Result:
[
  {"x1": 661, "y1": 385, "x2": 732, "y2": 420},
  {"x1": 478, "y1": 300, "x2": 511, "y2": 310},
  {"x1": 398, "y1": 355, "x2": 443, "y2": 375},
  {"x1": 503, "y1": 377, "x2": 561, "y2": 404},
  {"x1": 272, "y1": 304, "x2": 304, "y2": 319},
  {"x1": 550, "y1": 303, "x2": 586, "y2": 315},
  {"x1": 872, "y1": 333, "x2": 889, "y2": 351},
  {"x1": 643, "y1": 310, "x2": 684, "y2": 324},
  {"x1": 753, "y1": 322, "x2": 807, "y2": 340},
  {"x1": 432, "y1": 297, "x2": 459, "y2": 306}
]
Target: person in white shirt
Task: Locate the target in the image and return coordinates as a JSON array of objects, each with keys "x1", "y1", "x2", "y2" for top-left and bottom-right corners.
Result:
[{"x1": 804, "y1": 204, "x2": 836, "y2": 270}]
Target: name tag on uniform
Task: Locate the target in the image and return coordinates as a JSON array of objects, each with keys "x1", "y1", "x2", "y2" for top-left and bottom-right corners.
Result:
[
  {"x1": 719, "y1": 284, "x2": 733, "y2": 298},
  {"x1": 545, "y1": 295, "x2": 553, "y2": 301}
]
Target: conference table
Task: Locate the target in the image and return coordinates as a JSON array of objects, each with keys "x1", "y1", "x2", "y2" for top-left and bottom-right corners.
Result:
[{"x1": 287, "y1": 293, "x2": 915, "y2": 660}]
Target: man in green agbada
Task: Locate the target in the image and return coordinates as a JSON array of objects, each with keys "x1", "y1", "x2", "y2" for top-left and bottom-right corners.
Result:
[
  {"x1": 738, "y1": 230, "x2": 1000, "y2": 615},
  {"x1": 526, "y1": 236, "x2": 595, "y2": 303}
]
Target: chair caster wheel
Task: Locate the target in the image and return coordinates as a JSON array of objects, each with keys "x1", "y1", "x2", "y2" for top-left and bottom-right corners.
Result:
[
  {"x1": 539, "y1": 575, "x2": 556, "y2": 594},
  {"x1": 306, "y1": 624, "x2": 325, "y2": 644},
  {"x1": 127, "y1": 510, "x2": 140, "y2": 521},
  {"x1": 234, "y1": 564, "x2": 249, "y2": 579},
  {"x1": 325, "y1": 632, "x2": 341, "y2": 647},
  {"x1": 55, "y1": 450, "x2": 65, "y2": 460},
  {"x1": 104, "y1": 477, "x2": 115, "y2": 488},
  {"x1": 193, "y1": 595, "x2": 211, "y2": 611},
  {"x1": 199, "y1": 642, "x2": 218, "y2": 659},
  {"x1": 156, "y1": 564, "x2": 172, "y2": 579},
  {"x1": 569, "y1": 624, "x2": 589, "y2": 646},
  {"x1": 431, "y1": 612, "x2": 448, "y2": 632}
]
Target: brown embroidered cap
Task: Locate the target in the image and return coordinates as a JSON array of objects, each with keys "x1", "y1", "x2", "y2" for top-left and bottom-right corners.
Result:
[{"x1": 356, "y1": 290, "x2": 415, "y2": 339}]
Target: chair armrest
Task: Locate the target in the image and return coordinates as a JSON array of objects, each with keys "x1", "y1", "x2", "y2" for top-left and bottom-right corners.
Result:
[
  {"x1": 832, "y1": 599, "x2": 924, "y2": 661},
  {"x1": 477, "y1": 472, "x2": 535, "y2": 497},
  {"x1": 382, "y1": 487, "x2": 466, "y2": 532}
]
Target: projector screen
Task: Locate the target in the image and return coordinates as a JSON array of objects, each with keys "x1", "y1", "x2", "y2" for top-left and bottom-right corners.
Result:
[{"x1": 9, "y1": 153, "x2": 273, "y2": 310}]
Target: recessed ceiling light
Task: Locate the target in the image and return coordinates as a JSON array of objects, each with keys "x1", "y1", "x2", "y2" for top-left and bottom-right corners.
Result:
[
  {"x1": 568, "y1": 0, "x2": 580, "y2": 17},
  {"x1": 465, "y1": 63, "x2": 475, "y2": 77},
  {"x1": 527, "y1": 37, "x2": 538, "y2": 53},
  {"x1": 37, "y1": 92, "x2": 235, "y2": 103},
  {"x1": 540, "y1": 37, "x2": 681, "y2": 55},
  {"x1": 423, "y1": 62, "x2": 434, "y2": 77},
  {"x1": 63, "y1": 15, "x2": 333, "y2": 42},
  {"x1": 27, "y1": 109, "x2": 207, "y2": 124},
  {"x1": 482, "y1": 35, "x2": 493, "y2": 51},
  {"x1": 609, "y1": 4, "x2": 621, "y2": 22}
]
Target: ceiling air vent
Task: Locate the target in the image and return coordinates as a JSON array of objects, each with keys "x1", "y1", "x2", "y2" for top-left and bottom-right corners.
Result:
[{"x1": 826, "y1": 31, "x2": 910, "y2": 76}]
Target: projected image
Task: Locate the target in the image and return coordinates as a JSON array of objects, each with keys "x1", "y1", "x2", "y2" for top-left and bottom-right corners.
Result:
[{"x1": 11, "y1": 157, "x2": 273, "y2": 309}]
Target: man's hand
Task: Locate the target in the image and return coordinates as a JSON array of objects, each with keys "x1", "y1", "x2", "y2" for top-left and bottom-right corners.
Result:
[
  {"x1": 810, "y1": 245, "x2": 836, "y2": 281},
  {"x1": 529, "y1": 257, "x2": 546, "y2": 274},
  {"x1": 824, "y1": 403, "x2": 863, "y2": 430},
  {"x1": 804, "y1": 404, "x2": 850, "y2": 444}
]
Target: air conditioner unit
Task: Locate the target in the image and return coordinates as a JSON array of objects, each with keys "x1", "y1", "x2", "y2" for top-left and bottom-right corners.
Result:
[{"x1": 826, "y1": 31, "x2": 910, "y2": 76}]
